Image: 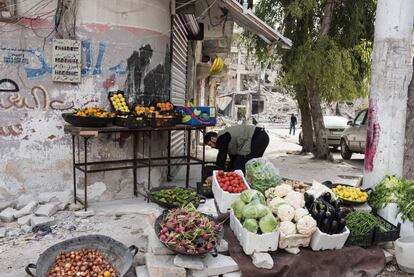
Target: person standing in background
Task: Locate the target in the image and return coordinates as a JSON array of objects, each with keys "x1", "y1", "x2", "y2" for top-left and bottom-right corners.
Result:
[{"x1": 289, "y1": 114, "x2": 297, "y2": 135}]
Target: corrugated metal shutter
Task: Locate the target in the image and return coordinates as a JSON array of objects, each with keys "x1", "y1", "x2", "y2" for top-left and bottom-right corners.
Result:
[{"x1": 170, "y1": 15, "x2": 188, "y2": 176}]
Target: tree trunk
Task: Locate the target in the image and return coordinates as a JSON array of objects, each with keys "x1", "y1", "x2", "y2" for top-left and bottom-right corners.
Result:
[
  {"x1": 319, "y1": 0, "x2": 335, "y2": 37},
  {"x1": 403, "y1": 61, "x2": 414, "y2": 179},
  {"x1": 297, "y1": 91, "x2": 314, "y2": 153},
  {"x1": 308, "y1": 78, "x2": 332, "y2": 160},
  {"x1": 363, "y1": 0, "x2": 414, "y2": 188}
]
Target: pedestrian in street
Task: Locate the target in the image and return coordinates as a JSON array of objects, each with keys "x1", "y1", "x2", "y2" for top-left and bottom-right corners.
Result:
[
  {"x1": 289, "y1": 114, "x2": 297, "y2": 135},
  {"x1": 204, "y1": 125, "x2": 269, "y2": 174}
]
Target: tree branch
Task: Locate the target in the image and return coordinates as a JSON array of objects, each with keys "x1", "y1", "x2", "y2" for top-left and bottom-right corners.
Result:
[{"x1": 319, "y1": 0, "x2": 335, "y2": 38}]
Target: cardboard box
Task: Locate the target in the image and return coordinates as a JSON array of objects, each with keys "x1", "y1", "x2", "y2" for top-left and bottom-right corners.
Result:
[{"x1": 176, "y1": 106, "x2": 216, "y2": 126}]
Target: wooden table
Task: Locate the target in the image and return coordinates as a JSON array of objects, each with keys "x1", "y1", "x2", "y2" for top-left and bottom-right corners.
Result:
[{"x1": 64, "y1": 124, "x2": 206, "y2": 210}]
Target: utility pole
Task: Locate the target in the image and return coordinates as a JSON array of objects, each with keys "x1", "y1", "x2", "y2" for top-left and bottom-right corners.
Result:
[{"x1": 363, "y1": 0, "x2": 414, "y2": 188}]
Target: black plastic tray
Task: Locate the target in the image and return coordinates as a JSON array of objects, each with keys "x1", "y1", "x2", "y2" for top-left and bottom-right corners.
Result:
[
  {"x1": 113, "y1": 115, "x2": 147, "y2": 128},
  {"x1": 154, "y1": 210, "x2": 222, "y2": 256},
  {"x1": 326, "y1": 182, "x2": 371, "y2": 206},
  {"x1": 148, "y1": 186, "x2": 205, "y2": 209},
  {"x1": 108, "y1": 90, "x2": 131, "y2": 115},
  {"x1": 62, "y1": 113, "x2": 113, "y2": 128}
]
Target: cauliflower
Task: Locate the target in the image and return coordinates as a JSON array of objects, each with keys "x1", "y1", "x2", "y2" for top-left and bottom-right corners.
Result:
[
  {"x1": 268, "y1": 197, "x2": 286, "y2": 214},
  {"x1": 296, "y1": 215, "x2": 317, "y2": 236},
  {"x1": 276, "y1": 203, "x2": 295, "y2": 222},
  {"x1": 279, "y1": 221, "x2": 296, "y2": 235},
  {"x1": 267, "y1": 183, "x2": 293, "y2": 199},
  {"x1": 294, "y1": 208, "x2": 309, "y2": 222},
  {"x1": 284, "y1": 191, "x2": 305, "y2": 209}
]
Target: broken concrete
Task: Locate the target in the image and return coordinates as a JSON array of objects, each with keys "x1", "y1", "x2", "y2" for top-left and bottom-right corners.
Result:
[
  {"x1": 0, "y1": 227, "x2": 6, "y2": 238},
  {"x1": 145, "y1": 253, "x2": 187, "y2": 277},
  {"x1": 0, "y1": 200, "x2": 15, "y2": 212},
  {"x1": 74, "y1": 210, "x2": 95, "y2": 218},
  {"x1": 174, "y1": 255, "x2": 204, "y2": 270},
  {"x1": 135, "y1": 266, "x2": 149, "y2": 277},
  {"x1": 189, "y1": 254, "x2": 239, "y2": 277},
  {"x1": 30, "y1": 216, "x2": 55, "y2": 227},
  {"x1": 383, "y1": 250, "x2": 393, "y2": 264},
  {"x1": 16, "y1": 194, "x2": 37, "y2": 210},
  {"x1": 17, "y1": 214, "x2": 35, "y2": 226},
  {"x1": 21, "y1": 225, "x2": 32, "y2": 233},
  {"x1": 217, "y1": 239, "x2": 229, "y2": 253},
  {"x1": 35, "y1": 203, "x2": 58, "y2": 217},
  {"x1": 14, "y1": 201, "x2": 38, "y2": 218},
  {"x1": 0, "y1": 207, "x2": 18, "y2": 222},
  {"x1": 146, "y1": 227, "x2": 174, "y2": 255},
  {"x1": 223, "y1": 271, "x2": 242, "y2": 277},
  {"x1": 251, "y1": 252, "x2": 274, "y2": 269}
]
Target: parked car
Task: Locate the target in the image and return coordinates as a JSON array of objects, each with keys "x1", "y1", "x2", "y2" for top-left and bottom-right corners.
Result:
[
  {"x1": 299, "y1": 116, "x2": 349, "y2": 149},
  {"x1": 340, "y1": 109, "x2": 368, "y2": 159}
]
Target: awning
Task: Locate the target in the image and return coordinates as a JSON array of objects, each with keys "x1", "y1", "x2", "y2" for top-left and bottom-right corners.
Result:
[{"x1": 220, "y1": 0, "x2": 292, "y2": 49}]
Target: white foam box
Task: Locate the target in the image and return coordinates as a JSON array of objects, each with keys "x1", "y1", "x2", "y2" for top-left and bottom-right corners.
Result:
[
  {"x1": 212, "y1": 170, "x2": 250, "y2": 214},
  {"x1": 279, "y1": 231, "x2": 312, "y2": 250},
  {"x1": 377, "y1": 203, "x2": 399, "y2": 226},
  {"x1": 310, "y1": 227, "x2": 350, "y2": 251},
  {"x1": 229, "y1": 209, "x2": 279, "y2": 255},
  {"x1": 396, "y1": 213, "x2": 414, "y2": 237}
]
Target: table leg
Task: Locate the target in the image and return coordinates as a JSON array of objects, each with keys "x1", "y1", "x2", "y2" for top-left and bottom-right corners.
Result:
[
  {"x1": 133, "y1": 133, "x2": 138, "y2": 197},
  {"x1": 186, "y1": 129, "x2": 191, "y2": 188},
  {"x1": 72, "y1": 136, "x2": 77, "y2": 204},
  {"x1": 167, "y1": 130, "x2": 171, "y2": 181},
  {"x1": 84, "y1": 137, "x2": 89, "y2": 211},
  {"x1": 148, "y1": 131, "x2": 152, "y2": 200},
  {"x1": 202, "y1": 128, "x2": 206, "y2": 183}
]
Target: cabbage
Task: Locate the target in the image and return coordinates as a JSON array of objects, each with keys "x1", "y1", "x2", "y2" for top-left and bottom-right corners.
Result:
[
  {"x1": 259, "y1": 210, "x2": 279, "y2": 233},
  {"x1": 240, "y1": 189, "x2": 265, "y2": 204},
  {"x1": 242, "y1": 203, "x2": 269, "y2": 219},
  {"x1": 231, "y1": 199, "x2": 246, "y2": 220},
  {"x1": 243, "y1": 218, "x2": 259, "y2": 233}
]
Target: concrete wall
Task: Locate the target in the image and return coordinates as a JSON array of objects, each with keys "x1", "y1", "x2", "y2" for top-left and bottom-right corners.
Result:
[{"x1": 0, "y1": 0, "x2": 171, "y2": 199}]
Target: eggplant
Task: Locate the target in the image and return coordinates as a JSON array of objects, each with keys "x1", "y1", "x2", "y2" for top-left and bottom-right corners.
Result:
[
  {"x1": 322, "y1": 192, "x2": 332, "y2": 203},
  {"x1": 311, "y1": 203, "x2": 319, "y2": 218},
  {"x1": 325, "y1": 210, "x2": 333, "y2": 220},
  {"x1": 330, "y1": 220, "x2": 338, "y2": 235},
  {"x1": 321, "y1": 218, "x2": 331, "y2": 233},
  {"x1": 320, "y1": 198, "x2": 336, "y2": 215},
  {"x1": 316, "y1": 210, "x2": 325, "y2": 227},
  {"x1": 304, "y1": 193, "x2": 314, "y2": 208},
  {"x1": 338, "y1": 218, "x2": 346, "y2": 233}
]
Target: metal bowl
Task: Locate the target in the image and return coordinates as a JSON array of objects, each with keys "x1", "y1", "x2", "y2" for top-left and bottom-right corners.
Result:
[
  {"x1": 154, "y1": 210, "x2": 223, "y2": 257},
  {"x1": 62, "y1": 113, "x2": 114, "y2": 128},
  {"x1": 330, "y1": 183, "x2": 371, "y2": 206},
  {"x1": 148, "y1": 186, "x2": 206, "y2": 210},
  {"x1": 25, "y1": 235, "x2": 138, "y2": 277}
]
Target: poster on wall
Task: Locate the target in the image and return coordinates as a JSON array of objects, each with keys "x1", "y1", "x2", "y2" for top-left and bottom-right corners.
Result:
[{"x1": 52, "y1": 39, "x2": 81, "y2": 83}]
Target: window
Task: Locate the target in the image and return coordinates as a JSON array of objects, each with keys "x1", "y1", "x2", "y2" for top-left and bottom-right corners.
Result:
[{"x1": 354, "y1": 110, "x2": 367, "y2": 126}]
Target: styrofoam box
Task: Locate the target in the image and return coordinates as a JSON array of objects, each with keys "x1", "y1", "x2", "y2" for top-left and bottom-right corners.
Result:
[
  {"x1": 279, "y1": 230, "x2": 312, "y2": 249},
  {"x1": 396, "y1": 213, "x2": 414, "y2": 237},
  {"x1": 229, "y1": 209, "x2": 279, "y2": 255},
  {"x1": 212, "y1": 170, "x2": 250, "y2": 214},
  {"x1": 377, "y1": 203, "x2": 399, "y2": 226},
  {"x1": 310, "y1": 227, "x2": 350, "y2": 251}
]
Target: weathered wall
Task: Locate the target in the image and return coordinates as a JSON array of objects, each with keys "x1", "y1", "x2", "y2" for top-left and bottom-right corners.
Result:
[{"x1": 0, "y1": 0, "x2": 171, "y2": 199}]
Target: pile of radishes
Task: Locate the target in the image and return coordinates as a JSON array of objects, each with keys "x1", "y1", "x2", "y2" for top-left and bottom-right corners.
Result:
[
  {"x1": 216, "y1": 170, "x2": 248, "y2": 193},
  {"x1": 158, "y1": 204, "x2": 222, "y2": 254}
]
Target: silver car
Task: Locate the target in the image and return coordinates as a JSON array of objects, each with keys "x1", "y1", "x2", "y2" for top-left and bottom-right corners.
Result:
[
  {"x1": 340, "y1": 109, "x2": 368, "y2": 159},
  {"x1": 299, "y1": 116, "x2": 348, "y2": 149}
]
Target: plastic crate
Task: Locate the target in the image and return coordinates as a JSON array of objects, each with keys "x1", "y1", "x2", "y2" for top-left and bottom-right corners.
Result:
[
  {"x1": 345, "y1": 229, "x2": 374, "y2": 247},
  {"x1": 229, "y1": 210, "x2": 279, "y2": 255},
  {"x1": 212, "y1": 170, "x2": 250, "y2": 214},
  {"x1": 373, "y1": 214, "x2": 401, "y2": 244}
]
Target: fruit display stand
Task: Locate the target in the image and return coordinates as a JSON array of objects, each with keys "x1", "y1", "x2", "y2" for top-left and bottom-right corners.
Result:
[
  {"x1": 229, "y1": 209, "x2": 279, "y2": 255},
  {"x1": 64, "y1": 124, "x2": 207, "y2": 211}
]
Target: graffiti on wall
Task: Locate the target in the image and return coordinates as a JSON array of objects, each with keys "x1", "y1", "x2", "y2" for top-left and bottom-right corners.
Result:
[{"x1": 364, "y1": 99, "x2": 381, "y2": 172}]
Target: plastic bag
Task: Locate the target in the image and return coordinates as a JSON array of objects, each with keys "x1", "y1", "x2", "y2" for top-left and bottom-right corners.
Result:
[{"x1": 246, "y1": 158, "x2": 281, "y2": 193}]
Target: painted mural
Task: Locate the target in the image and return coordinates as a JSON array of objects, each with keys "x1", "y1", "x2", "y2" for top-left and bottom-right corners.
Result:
[{"x1": 0, "y1": 19, "x2": 170, "y2": 196}]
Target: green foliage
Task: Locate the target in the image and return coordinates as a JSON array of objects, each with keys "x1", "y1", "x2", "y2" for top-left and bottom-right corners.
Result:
[{"x1": 241, "y1": 0, "x2": 376, "y2": 103}]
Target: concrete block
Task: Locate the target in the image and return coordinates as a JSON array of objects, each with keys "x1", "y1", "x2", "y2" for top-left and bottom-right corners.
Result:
[
  {"x1": 223, "y1": 271, "x2": 242, "y2": 277},
  {"x1": 0, "y1": 227, "x2": 7, "y2": 238},
  {"x1": 38, "y1": 190, "x2": 73, "y2": 204},
  {"x1": 21, "y1": 224, "x2": 32, "y2": 233},
  {"x1": 135, "y1": 266, "x2": 149, "y2": 277},
  {"x1": 35, "y1": 203, "x2": 58, "y2": 217},
  {"x1": 15, "y1": 201, "x2": 39, "y2": 218},
  {"x1": 16, "y1": 194, "x2": 37, "y2": 210},
  {"x1": 251, "y1": 252, "x2": 274, "y2": 269},
  {"x1": 0, "y1": 200, "x2": 15, "y2": 212},
  {"x1": 146, "y1": 227, "x2": 174, "y2": 255},
  {"x1": 384, "y1": 249, "x2": 393, "y2": 264},
  {"x1": 18, "y1": 214, "x2": 35, "y2": 226},
  {"x1": 0, "y1": 207, "x2": 18, "y2": 222},
  {"x1": 174, "y1": 255, "x2": 204, "y2": 270},
  {"x1": 56, "y1": 202, "x2": 69, "y2": 211},
  {"x1": 30, "y1": 216, "x2": 55, "y2": 227},
  {"x1": 74, "y1": 210, "x2": 95, "y2": 218},
  {"x1": 217, "y1": 239, "x2": 229, "y2": 253},
  {"x1": 145, "y1": 253, "x2": 186, "y2": 277},
  {"x1": 189, "y1": 254, "x2": 239, "y2": 277}
]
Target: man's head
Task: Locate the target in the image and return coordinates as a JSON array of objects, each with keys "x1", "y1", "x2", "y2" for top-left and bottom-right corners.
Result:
[
  {"x1": 204, "y1": 132, "x2": 218, "y2": 148},
  {"x1": 291, "y1": 113, "x2": 294, "y2": 116}
]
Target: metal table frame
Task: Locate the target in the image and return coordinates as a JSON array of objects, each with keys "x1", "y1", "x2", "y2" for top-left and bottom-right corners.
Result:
[{"x1": 64, "y1": 125, "x2": 206, "y2": 210}]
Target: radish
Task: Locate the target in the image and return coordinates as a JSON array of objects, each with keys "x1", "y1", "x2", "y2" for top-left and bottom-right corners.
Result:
[
  {"x1": 160, "y1": 235, "x2": 167, "y2": 242},
  {"x1": 206, "y1": 242, "x2": 214, "y2": 249}
]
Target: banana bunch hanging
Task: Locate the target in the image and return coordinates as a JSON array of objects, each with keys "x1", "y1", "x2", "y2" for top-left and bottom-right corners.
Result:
[{"x1": 209, "y1": 56, "x2": 224, "y2": 75}]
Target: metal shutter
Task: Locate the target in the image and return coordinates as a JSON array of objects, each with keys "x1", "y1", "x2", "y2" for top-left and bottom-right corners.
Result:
[{"x1": 170, "y1": 15, "x2": 188, "y2": 176}]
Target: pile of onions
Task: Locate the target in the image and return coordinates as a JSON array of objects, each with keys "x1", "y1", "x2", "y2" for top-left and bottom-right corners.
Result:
[{"x1": 47, "y1": 248, "x2": 118, "y2": 277}]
